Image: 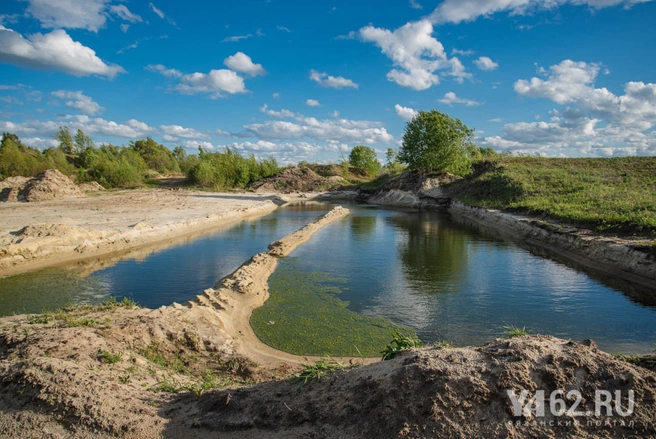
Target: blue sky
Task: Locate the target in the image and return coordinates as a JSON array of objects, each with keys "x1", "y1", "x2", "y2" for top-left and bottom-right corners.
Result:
[{"x1": 0, "y1": 0, "x2": 655, "y2": 164}]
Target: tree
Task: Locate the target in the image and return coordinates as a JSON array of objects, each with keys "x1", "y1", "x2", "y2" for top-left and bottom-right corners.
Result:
[
  {"x1": 55, "y1": 127, "x2": 74, "y2": 155},
  {"x1": 348, "y1": 145, "x2": 381, "y2": 176},
  {"x1": 385, "y1": 148, "x2": 397, "y2": 168},
  {"x1": 74, "y1": 129, "x2": 94, "y2": 153},
  {"x1": 398, "y1": 110, "x2": 476, "y2": 176}
]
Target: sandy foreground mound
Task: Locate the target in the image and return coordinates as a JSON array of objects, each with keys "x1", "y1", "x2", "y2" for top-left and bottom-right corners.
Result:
[
  {"x1": 251, "y1": 167, "x2": 338, "y2": 193},
  {"x1": 0, "y1": 170, "x2": 96, "y2": 203},
  {"x1": 1, "y1": 319, "x2": 654, "y2": 439}
]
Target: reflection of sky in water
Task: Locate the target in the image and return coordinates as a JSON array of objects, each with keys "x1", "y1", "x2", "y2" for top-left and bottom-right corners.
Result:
[
  {"x1": 0, "y1": 203, "x2": 654, "y2": 354},
  {"x1": 285, "y1": 206, "x2": 656, "y2": 354}
]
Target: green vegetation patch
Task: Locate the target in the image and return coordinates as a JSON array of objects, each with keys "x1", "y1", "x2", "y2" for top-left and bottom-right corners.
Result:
[
  {"x1": 457, "y1": 156, "x2": 656, "y2": 237},
  {"x1": 251, "y1": 259, "x2": 412, "y2": 357}
]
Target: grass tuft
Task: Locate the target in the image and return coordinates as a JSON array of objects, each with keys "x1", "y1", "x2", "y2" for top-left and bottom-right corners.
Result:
[
  {"x1": 503, "y1": 324, "x2": 530, "y2": 338},
  {"x1": 298, "y1": 359, "x2": 345, "y2": 383},
  {"x1": 381, "y1": 330, "x2": 423, "y2": 361}
]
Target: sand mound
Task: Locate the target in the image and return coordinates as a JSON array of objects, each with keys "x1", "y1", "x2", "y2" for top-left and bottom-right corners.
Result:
[
  {"x1": 0, "y1": 170, "x2": 87, "y2": 203},
  {"x1": 21, "y1": 169, "x2": 83, "y2": 202},
  {"x1": 79, "y1": 181, "x2": 105, "y2": 192},
  {"x1": 0, "y1": 176, "x2": 30, "y2": 202},
  {"x1": 194, "y1": 336, "x2": 656, "y2": 438},
  {"x1": 251, "y1": 166, "x2": 338, "y2": 193}
]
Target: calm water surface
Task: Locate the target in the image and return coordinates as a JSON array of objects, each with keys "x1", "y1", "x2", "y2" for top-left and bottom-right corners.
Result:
[{"x1": 1, "y1": 202, "x2": 654, "y2": 354}]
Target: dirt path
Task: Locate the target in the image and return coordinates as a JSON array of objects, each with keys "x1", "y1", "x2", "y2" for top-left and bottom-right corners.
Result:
[{"x1": 0, "y1": 189, "x2": 289, "y2": 277}]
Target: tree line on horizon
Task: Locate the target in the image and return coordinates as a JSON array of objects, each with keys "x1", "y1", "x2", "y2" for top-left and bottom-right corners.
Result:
[
  {"x1": 0, "y1": 128, "x2": 282, "y2": 190},
  {"x1": 0, "y1": 109, "x2": 503, "y2": 190}
]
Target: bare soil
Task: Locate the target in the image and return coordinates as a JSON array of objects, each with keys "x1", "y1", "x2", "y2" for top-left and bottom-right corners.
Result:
[{"x1": 251, "y1": 167, "x2": 339, "y2": 193}]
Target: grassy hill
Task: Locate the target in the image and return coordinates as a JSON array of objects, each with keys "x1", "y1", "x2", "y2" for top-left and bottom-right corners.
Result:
[{"x1": 455, "y1": 156, "x2": 656, "y2": 237}]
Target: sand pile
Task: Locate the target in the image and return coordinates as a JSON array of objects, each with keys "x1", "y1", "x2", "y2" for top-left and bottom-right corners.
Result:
[
  {"x1": 78, "y1": 181, "x2": 105, "y2": 192},
  {"x1": 194, "y1": 336, "x2": 656, "y2": 438},
  {"x1": 0, "y1": 176, "x2": 30, "y2": 202},
  {"x1": 0, "y1": 170, "x2": 89, "y2": 203},
  {"x1": 20, "y1": 169, "x2": 83, "y2": 202},
  {"x1": 251, "y1": 166, "x2": 338, "y2": 193}
]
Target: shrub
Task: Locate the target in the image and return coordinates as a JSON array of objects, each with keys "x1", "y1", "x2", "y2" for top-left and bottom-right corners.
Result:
[
  {"x1": 399, "y1": 110, "x2": 476, "y2": 176},
  {"x1": 349, "y1": 145, "x2": 381, "y2": 176},
  {"x1": 187, "y1": 147, "x2": 279, "y2": 190}
]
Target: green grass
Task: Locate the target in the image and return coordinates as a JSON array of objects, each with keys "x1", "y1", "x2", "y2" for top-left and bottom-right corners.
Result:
[
  {"x1": 503, "y1": 324, "x2": 530, "y2": 338},
  {"x1": 381, "y1": 330, "x2": 423, "y2": 360},
  {"x1": 298, "y1": 359, "x2": 345, "y2": 383},
  {"x1": 456, "y1": 156, "x2": 656, "y2": 237},
  {"x1": 251, "y1": 259, "x2": 414, "y2": 357},
  {"x1": 98, "y1": 350, "x2": 122, "y2": 364}
]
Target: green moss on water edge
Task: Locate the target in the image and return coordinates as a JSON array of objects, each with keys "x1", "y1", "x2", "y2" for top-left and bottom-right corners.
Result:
[{"x1": 251, "y1": 259, "x2": 413, "y2": 357}]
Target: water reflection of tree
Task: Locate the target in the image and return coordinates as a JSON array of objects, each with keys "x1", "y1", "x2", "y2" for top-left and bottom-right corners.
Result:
[
  {"x1": 350, "y1": 214, "x2": 377, "y2": 241},
  {"x1": 389, "y1": 212, "x2": 469, "y2": 295}
]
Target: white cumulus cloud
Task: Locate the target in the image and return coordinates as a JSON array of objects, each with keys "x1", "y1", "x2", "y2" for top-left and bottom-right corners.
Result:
[
  {"x1": 309, "y1": 70, "x2": 359, "y2": 89},
  {"x1": 439, "y1": 92, "x2": 483, "y2": 106},
  {"x1": 26, "y1": 0, "x2": 109, "y2": 32},
  {"x1": 359, "y1": 20, "x2": 471, "y2": 90},
  {"x1": 394, "y1": 104, "x2": 418, "y2": 121},
  {"x1": 224, "y1": 52, "x2": 266, "y2": 76},
  {"x1": 483, "y1": 60, "x2": 656, "y2": 156},
  {"x1": 51, "y1": 90, "x2": 104, "y2": 115},
  {"x1": 148, "y1": 64, "x2": 249, "y2": 98},
  {"x1": 0, "y1": 27, "x2": 125, "y2": 78},
  {"x1": 306, "y1": 99, "x2": 321, "y2": 107},
  {"x1": 474, "y1": 56, "x2": 499, "y2": 71},
  {"x1": 160, "y1": 124, "x2": 209, "y2": 141},
  {"x1": 0, "y1": 115, "x2": 153, "y2": 140},
  {"x1": 244, "y1": 110, "x2": 394, "y2": 144}
]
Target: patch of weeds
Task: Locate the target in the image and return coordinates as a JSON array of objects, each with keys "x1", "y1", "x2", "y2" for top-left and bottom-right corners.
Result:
[
  {"x1": 138, "y1": 344, "x2": 167, "y2": 368},
  {"x1": 64, "y1": 318, "x2": 98, "y2": 328},
  {"x1": 614, "y1": 353, "x2": 641, "y2": 365},
  {"x1": 98, "y1": 350, "x2": 122, "y2": 364},
  {"x1": 381, "y1": 330, "x2": 423, "y2": 361},
  {"x1": 503, "y1": 324, "x2": 530, "y2": 338},
  {"x1": 189, "y1": 370, "x2": 236, "y2": 397},
  {"x1": 298, "y1": 359, "x2": 345, "y2": 383},
  {"x1": 138, "y1": 343, "x2": 188, "y2": 374},
  {"x1": 27, "y1": 313, "x2": 55, "y2": 325},
  {"x1": 126, "y1": 365, "x2": 138, "y2": 374},
  {"x1": 118, "y1": 374, "x2": 131, "y2": 384},
  {"x1": 433, "y1": 340, "x2": 453, "y2": 350},
  {"x1": 101, "y1": 297, "x2": 138, "y2": 310},
  {"x1": 150, "y1": 380, "x2": 184, "y2": 393}
]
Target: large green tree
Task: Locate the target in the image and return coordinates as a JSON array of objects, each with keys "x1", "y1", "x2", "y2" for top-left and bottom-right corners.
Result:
[
  {"x1": 398, "y1": 110, "x2": 476, "y2": 176},
  {"x1": 348, "y1": 145, "x2": 381, "y2": 176}
]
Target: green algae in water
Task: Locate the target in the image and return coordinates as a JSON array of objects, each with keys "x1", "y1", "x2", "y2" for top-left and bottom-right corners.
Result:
[
  {"x1": 0, "y1": 268, "x2": 110, "y2": 316},
  {"x1": 251, "y1": 258, "x2": 413, "y2": 357}
]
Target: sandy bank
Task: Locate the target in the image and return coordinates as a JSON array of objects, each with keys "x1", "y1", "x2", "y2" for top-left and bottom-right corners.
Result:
[
  {"x1": 449, "y1": 201, "x2": 656, "y2": 290},
  {"x1": 187, "y1": 205, "x2": 361, "y2": 367},
  {"x1": 0, "y1": 189, "x2": 289, "y2": 277}
]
